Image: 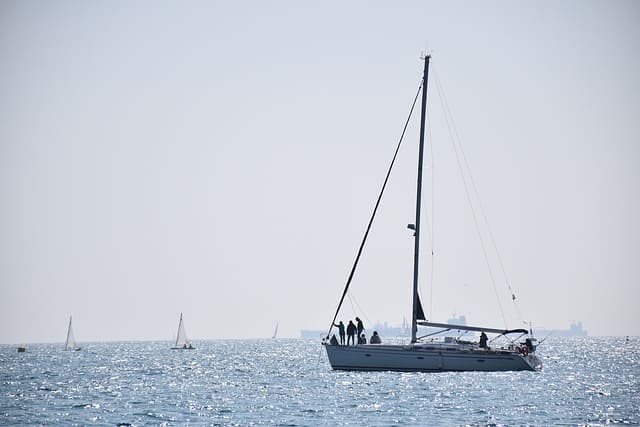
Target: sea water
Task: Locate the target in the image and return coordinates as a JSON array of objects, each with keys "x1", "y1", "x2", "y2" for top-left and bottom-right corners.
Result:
[{"x1": 1, "y1": 337, "x2": 638, "y2": 426}]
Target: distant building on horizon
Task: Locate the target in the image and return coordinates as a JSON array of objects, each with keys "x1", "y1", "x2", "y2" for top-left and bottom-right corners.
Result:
[
  {"x1": 370, "y1": 320, "x2": 410, "y2": 338},
  {"x1": 305, "y1": 314, "x2": 470, "y2": 340},
  {"x1": 535, "y1": 321, "x2": 588, "y2": 337},
  {"x1": 302, "y1": 319, "x2": 588, "y2": 340},
  {"x1": 447, "y1": 314, "x2": 467, "y2": 326}
]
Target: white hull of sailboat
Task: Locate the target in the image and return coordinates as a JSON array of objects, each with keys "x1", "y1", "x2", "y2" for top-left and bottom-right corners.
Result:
[{"x1": 324, "y1": 344, "x2": 541, "y2": 372}]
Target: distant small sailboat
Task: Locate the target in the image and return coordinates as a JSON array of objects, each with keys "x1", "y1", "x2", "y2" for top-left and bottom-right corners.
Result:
[
  {"x1": 65, "y1": 316, "x2": 81, "y2": 351},
  {"x1": 171, "y1": 312, "x2": 194, "y2": 350},
  {"x1": 272, "y1": 322, "x2": 279, "y2": 339}
]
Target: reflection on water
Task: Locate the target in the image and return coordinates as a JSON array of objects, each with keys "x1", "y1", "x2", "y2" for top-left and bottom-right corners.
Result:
[{"x1": 1, "y1": 337, "x2": 638, "y2": 425}]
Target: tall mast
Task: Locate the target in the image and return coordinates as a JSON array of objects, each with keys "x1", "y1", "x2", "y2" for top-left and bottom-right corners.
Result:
[{"x1": 411, "y1": 55, "x2": 431, "y2": 344}]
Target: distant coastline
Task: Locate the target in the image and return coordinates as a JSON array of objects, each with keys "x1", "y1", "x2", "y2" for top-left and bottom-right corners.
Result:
[
  {"x1": 301, "y1": 320, "x2": 589, "y2": 339},
  {"x1": 535, "y1": 321, "x2": 588, "y2": 337}
]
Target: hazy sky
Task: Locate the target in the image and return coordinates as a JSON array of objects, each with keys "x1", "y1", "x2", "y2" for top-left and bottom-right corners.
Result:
[{"x1": 1, "y1": 1, "x2": 638, "y2": 343}]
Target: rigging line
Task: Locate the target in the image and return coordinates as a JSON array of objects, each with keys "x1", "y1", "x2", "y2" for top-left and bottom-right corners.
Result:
[
  {"x1": 347, "y1": 293, "x2": 372, "y2": 330},
  {"x1": 448, "y1": 104, "x2": 519, "y2": 304},
  {"x1": 431, "y1": 67, "x2": 522, "y2": 323},
  {"x1": 325, "y1": 81, "x2": 424, "y2": 339},
  {"x1": 347, "y1": 292, "x2": 357, "y2": 315},
  {"x1": 426, "y1": 101, "x2": 436, "y2": 321},
  {"x1": 433, "y1": 67, "x2": 506, "y2": 327},
  {"x1": 432, "y1": 65, "x2": 508, "y2": 329}
]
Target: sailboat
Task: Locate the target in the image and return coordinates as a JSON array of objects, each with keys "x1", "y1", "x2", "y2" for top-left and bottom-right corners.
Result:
[
  {"x1": 323, "y1": 55, "x2": 542, "y2": 372},
  {"x1": 171, "y1": 312, "x2": 194, "y2": 350},
  {"x1": 64, "y1": 315, "x2": 81, "y2": 351},
  {"x1": 272, "y1": 322, "x2": 279, "y2": 339}
]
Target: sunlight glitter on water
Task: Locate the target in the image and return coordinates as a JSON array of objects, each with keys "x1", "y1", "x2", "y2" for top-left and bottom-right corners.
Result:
[{"x1": 1, "y1": 337, "x2": 638, "y2": 425}]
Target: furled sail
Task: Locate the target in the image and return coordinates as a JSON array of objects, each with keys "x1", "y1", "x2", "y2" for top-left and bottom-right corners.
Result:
[{"x1": 416, "y1": 294, "x2": 426, "y2": 321}]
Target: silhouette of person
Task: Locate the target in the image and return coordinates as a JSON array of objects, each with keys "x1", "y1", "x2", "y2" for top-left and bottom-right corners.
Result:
[
  {"x1": 525, "y1": 338, "x2": 534, "y2": 353},
  {"x1": 358, "y1": 333, "x2": 367, "y2": 344},
  {"x1": 329, "y1": 334, "x2": 339, "y2": 345},
  {"x1": 370, "y1": 331, "x2": 381, "y2": 344},
  {"x1": 356, "y1": 317, "x2": 364, "y2": 338},
  {"x1": 479, "y1": 332, "x2": 488, "y2": 349},
  {"x1": 346, "y1": 320, "x2": 357, "y2": 346},
  {"x1": 333, "y1": 321, "x2": 345, "y2": 345}
]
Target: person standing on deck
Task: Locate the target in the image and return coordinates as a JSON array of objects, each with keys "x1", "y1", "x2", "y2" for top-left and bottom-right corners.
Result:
[
  {"x1": 346, "y1": 320, "x2": 357, "y2": 346},
  {"x1": 479, "y1": 332, "x2": 488, "y2": 349},
  {"x1": 333, "y1": 321, "x2": 346, "y2": 345},
  {"x1": 356, "y1": 317, "x2": 364, "y2": 338}
]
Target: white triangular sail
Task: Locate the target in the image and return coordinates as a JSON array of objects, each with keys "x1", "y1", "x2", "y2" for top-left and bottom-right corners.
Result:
[
  {"x1": 65, "y1": 316, "x2": 78, "y2": 350},
  {"x1": 173, "y1": 313, "x2": 192, "y2": 348}
]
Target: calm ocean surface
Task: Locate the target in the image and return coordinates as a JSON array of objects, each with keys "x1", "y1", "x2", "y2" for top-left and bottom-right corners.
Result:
[{"x1": 1, "y1": 337, "x2": 638, "y2": 426}]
